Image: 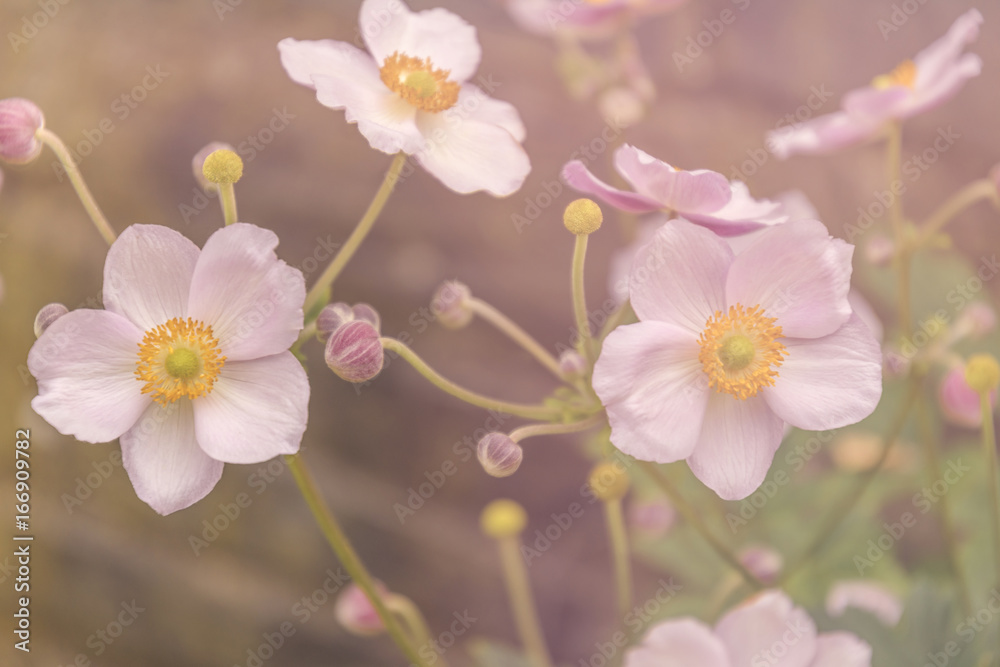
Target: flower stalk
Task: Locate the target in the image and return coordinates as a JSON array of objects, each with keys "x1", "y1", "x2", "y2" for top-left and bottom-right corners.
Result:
[{"x1": 468, "y1": 297, "x2": 566, "y2": 382}]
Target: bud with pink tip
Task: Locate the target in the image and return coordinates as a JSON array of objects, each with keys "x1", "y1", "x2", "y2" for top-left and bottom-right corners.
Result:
[
  {"x1": 939, "y1": 365, "x2": 998, "y2": 429},
  {"x1": 864, "y1": 234, "x2": 894, "y2": 267},
  {"x1": 477, "y1": 432, "x2": 523, "y2": 478},
  {"x1": 627, "y1": 498, "x2": 675, "y2": 538},
  {"x1": 737, "y1": 545, "x2": 783, "y2": 585},
  {"x1": 558, "y1": 350, "x2": 587, "y2": 380},
  {"x1": 334, "y1": 582, "x2": 387, "y2": 636},
  {"x1": 192, "y1": 141, "x2": 236, "y2": 191},
  {"x1": 33, "y1": 303, "x2": 68, "y2": 338},
  {"x1": 431, "y1": 280, "x2": 473, "y2": 329},
  {"x1": 325, "y1": 319, "x2": 384, "y2": 383},
  {"x1": 0, "y1": 98, "x2": 45, "y2": 164},
  {"x1": 317, "y1": 302, "x2": 381, "y2": 342},
  {"x1": 953, "y1": 302, "x2": 997, "y2": 340}
]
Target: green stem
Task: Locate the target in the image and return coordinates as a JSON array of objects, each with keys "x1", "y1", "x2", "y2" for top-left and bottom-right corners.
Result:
[
  {"x1": 572, "y1": 233, "x2": 595, "y2": 361},
  {"x1": 468, "y1": 298, "x2": 565, "y2": 382},
  {"x1": 981, "y1": 392, "x2": 1000, "y2": 660},
  {"x1": 508, "y1": 414, "x2": 605, "y2": 443},
  {"x1": 303, "y1": 152, "x2": 408, "y2": 316},
  {"x1": 885, "y1": 122, "x2": 912, "y2": 338},
  {"x1": 35, "y1": 128, "x2": 116, "y2": 245},
  {"x1": 219, "y1": 181, "x2": 238, "y2": 226},
  {"x1": 498, "y1": 536, "x2": 553, "y2": 667},
  {"x1": 599, "y1": 300, "x2": 631, "y2": 343},
  {"x1": 639, "y1": 462, "x2": 764, "y2": 590},
  {"x1": 380, "y1": 337, "x2": 562, "y2": 421},
  {"x1": 284, "y1": 453, "x2": 431, "y2": 667},
  {"x1": 386, "y1": 594, "x2": 436, "y2": 658},
  {"x1": 915, "y1": 179, "x2": 1000, "y2": 249},
  {"x1": 604, "y1": 497, "x2": 633, "y2": 620}
]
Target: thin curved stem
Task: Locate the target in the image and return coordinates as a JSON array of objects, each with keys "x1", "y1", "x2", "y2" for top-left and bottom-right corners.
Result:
[
  {"x1": 35, "y1": 128, "x2": 116, "y2": 245},
  {"x1": 604, "y1": 497, "x2": 633, "y2": 620},
  {"x1": 385, "y1": 594, "x2": 437, "y2": 660},
  {"x1": 572, "y1": 234, "x2": 595, "y2": 361},
  {"x1": 303, "y1": 152, "x2": 408, "y2": 316},
  {"x1": 915, "y1": 179, "x2": 999, "y2": 248},
  {"x1": 885, "y1": 122, "x2": 912, "y2": 338},
  {"x1": 980, "y1": 392, "x2": 1000, "y2": 665},
  {"x1": 498, "y1": 535, "x2": 553, "y2": 667},
  {"x1": 468, "y1": 298, "x2": 565, "y2": 382},
  {"x1": 284, "y1": 453, "x2": 431, "y2": 667},
  {"x1": 381, "y1": 337, "x2": 562, "y2": 421},
  {"x1": 509, "y1": 414, "x2": 605, "y2": 443}
]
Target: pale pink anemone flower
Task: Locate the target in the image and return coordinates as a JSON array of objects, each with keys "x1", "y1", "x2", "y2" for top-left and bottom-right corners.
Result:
[
  {"x1": 28, "y1": 224, "x2": 309, "y2": 515},
  {"x1": 279, "y1": 0, "x2": 530, "y2": 197},
  {"x1": 625, "y1": 590, "x2": 872, "y2": 667},
  {"x1": 768, "y1": 9, "x2": 983, "y2": 159},
  {"x1": 593, "y1": 219, "x2": 882, "y2": 499},
  {"x1": 507, "y1": 0, "x2": 689, "y2": 38},
  {"x1": 564, "y1": 144, "x2": 787, "y2": 236}
]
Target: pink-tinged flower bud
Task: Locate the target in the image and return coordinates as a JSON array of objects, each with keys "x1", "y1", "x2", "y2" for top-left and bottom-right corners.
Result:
[
  {"x1": 826, "y1": 581, "x2": 903, "y2": 627},
  {"x1": 317, "y1": 302, "x2": 382, "y2": 343},
  {"x1": 954, "y1": 302, "x2": 997, "y2": 340},
  {"x1": 940, "y1": 365, "x2": 997, "y2": 428},
  {"x1": 737, "y1": 545, "x2": 783, "y2": 585},
  {"x1": 192, "y1": 141, "x2": 236, "y2": 191},
  {"x1": 33, "y1": 303, "x2": 68, "y2": 338},
  {"x1": 325, "y1": 320, "x2": 384, "y2": 382},
  {"x1": 0, "y1": 98, "x2": 44, "y2": 164},
  {"x1": 334, "y1": 582, "x2": 387, "y2": 637},
  {"x1": 431, "y1": 280, "x2": 473, "y2": 329},
  {"x1": 477, "y1": 432, "x2": 523, "y2": 478},
  {"x1": 598, "y1": 87, "x2": 646, "y2": 129},
  {"x1": 627, "y1": 498, "x2": 675, "y2": 538},
  {"x1": 864, "y1": 234, "x2": 894, "y2": 267},
  {"x1": 558, "y1": 350, "x2": 588, "y2": 380}
]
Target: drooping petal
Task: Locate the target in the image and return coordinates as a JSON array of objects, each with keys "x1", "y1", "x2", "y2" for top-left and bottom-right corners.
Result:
[
  {"x1": 614, "y1": 145, "x2": 731, "y2": 214},
  {"x1": 187, "y1": 223, "x2": 305, "y2": 362},
  {"x1": 810, "y1": 633, "x2": 873, "y2": 667},
  {"x1": 625, "y1": 619, "x2": 730, "y2": 667},
  {"x1": 193, "y1": 353, "x2": 309, "y2": 464},
  {"x1": 29, "y1": 309, "x2": 148, "y2": 444},
  {"x1": 103, "y1": 224, "x2": 200, "y2": 332},
  {"x1": 594, "y1": 322, "x2": 708, "y2": 463},
  {"x1": 826, "y1": 580, "x2": 903, "y2": 627},
  {"x1": 714, "y1": 591, "x2": 818, "y2": 667},
  {"x1": 683, "y1": 181, "x2": 788, "y2": 236},
  {"x1": 766, "y1": 111, "x2": 885, "y2": 159},
  {"x1": 629, "y1": 219, "x2": 732, "y2": 334},
  {"x1": 686, "y1": 393, "x2": 785, "y2": 500},
  {"x1": 452, "y1": 84, "x2": 526, "y2": 141},
  {"x1": 562, "y1": 160, "x2": 663, "y2": 213},
  {"x1": 764, "y1": 314, "x2": 882, "y2": 432},
  {"x1": 120, "y1": 401, "x2": 224, "y2": 515},
  {"x1": 413, "y1": 111, "x2": 530, "y2": 196},
  {"x1": 912, "y1": 9, "x2": 983, "y2": 89},
  {"x1": 727, "y1": 219, "x2": 853, "y2": 339},
  {"x1": 360, "y1": 0, "x2": 481, "y2": 83}
]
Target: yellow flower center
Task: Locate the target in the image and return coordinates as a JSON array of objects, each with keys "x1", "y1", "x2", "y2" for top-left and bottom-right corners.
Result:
[
  {"x1": 135, "y1": 317, "x2": 226, "y2": 405},
  {"x1": 379, "y1": 52, "x2": 460, "y2": 113},
  {"x1": 698, "y1": 304, "x2": 787, "y2": 400},
  {"x1": 872, "y1": 59, "x2": 917, "y2": 90}
]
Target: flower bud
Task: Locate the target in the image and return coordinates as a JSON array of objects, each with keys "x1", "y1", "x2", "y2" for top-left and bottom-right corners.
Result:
[
  {"x1": 737, "y1": 545, "x2": 783, "y2": 585},
  {"x1": 939, "y1": 366, "x2": 995, "y2": 428},
  {"x1": 477, "y1": 433, "x2": 523, "y2": 478},
  {"x1": 480, "y1": 499, "x2": 527, "y2": 539},
  {"x1": 863, "y1": 234, "x2": 894, "y2": 267},
  {"x1": 965, "y1": 354, "x2": 1000, "y2": 395},
  {"x1": 0, "y1": 98, "x2": 44, "y2": 164},
  {"x1": 316, "y1": 302, "x2": 381, "y2": 343},
  {"x1": 558, "y1": 350, "x2": 587, "y2": 380},
  {"x1": 431, "y1": 280, "x2": 473, "y2": 329},
  {"x1": 954, "y1": 302, "x2": 997, "y2": 340},
  {"x1": 826, "y1": 581, "x2": 903, "y2": 627},
  {"x1": 627, "y1": 498, "x2": 675, "y2": 538},
  {"x1": 33, "y1": 303, "x2": 68, "y2": 338},
  {"x1": 192, "y1": 141, "x2": 236, "y2": 191},
  {"x1": 351, "y1": 302, "x2": 381, "y2": 329},
  {"x1": 563, "y1": 198, "x2": 603, "y2": 235},
  {"x1": 334, "y1": 582, "x2": 387, "y2": 636},
  {"x1": 202, "y1": 148, "x2": 243, "y2": 185},
  {"x1": 587, "y1": 461, "x2": 629, "y2": 502},
  {"x1": 598, "y1": 86, "x2": 645, "y2": 129},
  {"x1": 325, "y1": 320, "x2": 384, "y2": 382}
]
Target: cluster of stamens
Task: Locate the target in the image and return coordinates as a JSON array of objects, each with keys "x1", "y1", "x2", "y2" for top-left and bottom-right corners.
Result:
[
  {"x1": 872, "y1": 59, "x2": 917, "y2": 90},
  {"x1": 379, "y1": 51, "x2": 460, "y2": 113},
  {"x1": 135, "y1": 317, "x2": 226, "y2": 405},
  {"x1": 697, "y1": 304, "x2": 787, "y2": 400}
]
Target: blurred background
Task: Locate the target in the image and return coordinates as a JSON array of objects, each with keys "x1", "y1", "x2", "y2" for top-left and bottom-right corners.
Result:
[{"x1": 1, "y1": 0, "x2": 998, "y2": 665}]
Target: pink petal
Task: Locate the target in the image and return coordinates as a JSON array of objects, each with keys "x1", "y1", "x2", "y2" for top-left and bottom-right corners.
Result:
[
  {"x1": 841, "y1": 85, "x2": 911, "y2": 120},
  {"x1": 714, "y1": 591, "x2": 818, "y2": 667},
  {"x1": 684, "y1": 181, "x2": 788, "y2": 236},
  {"x1": 28, "y1": 309, "x2": 148, "y2": 444},
  {"x1": 594, "y1": 322, "x2": 708, "y2": 463},
  {"x1": 615, "y1": 145, "x2": 731, "y2": 214},
  {"x1": 826, "y1": 581, "x2": 903, "y2": 627},
  {"x1": 562, "y1": 160, "x2": 662, "y2": 213},
  {"x1": 630, "y1": 219, "x2": 732, "y2": 334},
  {"x1": 913, "y1": 9, "x2": 983, "y2": 89},
  {"x1": 413, "y1": 111, "x2": 530, "y2": 196},
  {"x1": 727, "y1": 220, "x2": 853, "y2": 339},
  {"x1": 905, "y1": 52, "x2": 982, "y2": 118},
  {"x1": 848, "y1": 290, "x2": 884, "y2": 342},
  {"x1": 278, "y1": 38, "x2": 371, "y2": 91},
  {"x1": 103, "y1": 224, "x2": 200, "y2": 332},
  {"x1": 810, "y1": 633, "x2": 873, "y2": 667},
  {"x1": 607, "y1": 215, "x2": 666, "y2": 305},
  {"x1": 764, "y1": 314, "x2": 882, "y2": 431},
  {"x1": 360, "y1": 0, "x2": 481, "y2": 83},
  {"x1": 454, "y1": 84, "x2": 526, "y2": 142},
  {"x1": 938, "y1": 365, "x2": 991, "y2": 429},
  {"x1": 187, "y1": 223, "x2": 306, "y2": 362},
  {"x1": 766, "y1": 112, "x2": 885, "y2": 159},
  {"x1": 687, "y1": 393, "x2": 785, "y2": 500},
  {"x1": 625, "y1": 619, "x2": 730, "y2": 667},
  {"x1": 120, "y1": 401, "x2": 224, "y2": 515},
  {"x1": 193, "y1": 352, "x2": 309, "y2": 464}
]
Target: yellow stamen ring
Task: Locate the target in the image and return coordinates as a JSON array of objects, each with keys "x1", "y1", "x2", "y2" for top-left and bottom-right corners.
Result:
[
  {"x1": 379, "y1": 51, "x2": 460, "y2": 113},
  {"x1": 135, "y1": 317, "x2": 226, "y2": 405},
  {"x1": 698, "y1": 304, "x2": 787, "y2": 400}
]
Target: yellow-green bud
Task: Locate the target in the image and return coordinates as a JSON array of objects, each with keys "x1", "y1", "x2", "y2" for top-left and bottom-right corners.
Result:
[
  {"x1": 480, "y1": 499, "x2": 527, "y2": 539},
  {"x1": 965, "y1": 354, "x2": 1000, "y2": 394},
  {"x1": 588, "y1": 461, "x2": 629, "y2": 502},
  {"x1": 563, "y1": 198, "x2": 603, "y2": 235},
  {"x1": 202, "y1": 149, "x2": 243, "y2": 185}
]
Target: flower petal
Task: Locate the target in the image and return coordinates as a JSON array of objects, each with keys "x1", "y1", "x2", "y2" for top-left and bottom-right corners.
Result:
[
  {"x1": 360, "y1": 0, "x2": 481, "y2": 83},
  {"x1": 683, "y1": 181, "x2": 788, "y2": 236},
  {"x1": 28, "y1": 309, "x2": 148, "y2": 443},
  {"x1": 727, "y1": 219, "x2": 853, "y2": 339},
  {"x1": 764, "y1": 314, "x2": 882, "y2": 432},
  {"x1": 905, "y1": 52, "x2": 982, "y2": 118},
  {"x1": 120, "y1": 401, "x2": 224, "y2": 515},
  {"x1": 103, "y1": 224, "x2": 200, "y2": 332},
  {"x1": 810, "y1": 633, "x2": 873, "y2": 667},
  {"x1": 826, "y1": 580, "x2": 903, "y2": 627},
  {"x1": 629, "y1": 219, "x2": 732, "y2": 334},
  {"x1": 594, "y1": 322, "x2": 708, "y2": 463},
  {"x1": 187, "y1": 223, "x2": 306, "y2": 361},
  {"x1": 625, "y1": 619, "x2": 730, "y2": 667},
  {"x1": 562, "y1": 160, "x2": 663, "y2": 213},
  {"x1": 413, "y1": 111, "x2": 530, "y2": 196},
  {"x1": 452, "y1": 84, "x2": 526, "y2": 142},
  {"x1": 686, "y1": 393, "x2": 785, "y2": 500},
  {"x1": 714, "y1": 591, "x2": 818, "y2": 667},
  {"x1": 913, "y1": 9, "x2": 983, "y2": 88},
  {"x1": 278, "y1": 37, "x2": 370, "y2": 90},
  {"x1": 841, "y1": 85, "x2": 911, "y2": 120},
  {"x1": 766, "y1": 111, "x2": 885, "y2": 159},
  {"x1": 615, "y1": 145, "x2": 731, "y2": 214},
  {"x1": 193, "y1": 352, "x2": 309, "y2": 464}
]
